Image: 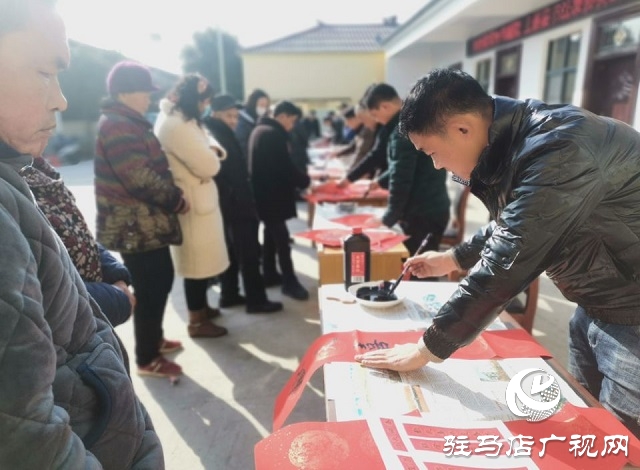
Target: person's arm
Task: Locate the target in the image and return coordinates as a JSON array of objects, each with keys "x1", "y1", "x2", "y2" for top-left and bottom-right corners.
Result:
[
  {"x1": 334, "y1": 140, "x2": 356, "y2": 157},
  {"x1": 345, "y1": 128, "x2": 387, "y2": 182},
  {"x1": 85, "y1": 281, "x2": 132, "y2": 327},
  {"x1": 100, "y1": 121, "x2": 185, "y2": 214},
  {"x1": 358, "y1": 139, "x2": 604, "y2": 369},
  {"x1": 380, "y1": 134, "x2": 417, "y2": 227},
  {"x1": 98, "y1": 243, "x2": 131, "y2": 285},
  {"x1": 0, "y1": 211, "x2": 102, "y2": 469},
  {"x1": 158, "y1": 121, "x2": 222, "y2": 179}
]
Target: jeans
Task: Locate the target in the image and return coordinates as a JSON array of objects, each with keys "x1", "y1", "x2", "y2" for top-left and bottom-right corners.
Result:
[
  {"x1": 568, "y1": 306, "x2": 640, "y2": 439},
  {"x1": 122, "y1": 247, "x2": 174, "y2": 366}
]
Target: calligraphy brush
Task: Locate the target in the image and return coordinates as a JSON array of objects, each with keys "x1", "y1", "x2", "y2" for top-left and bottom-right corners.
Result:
[{"x1": 381, "y1": 233, "x2": 432, "y2": 296}]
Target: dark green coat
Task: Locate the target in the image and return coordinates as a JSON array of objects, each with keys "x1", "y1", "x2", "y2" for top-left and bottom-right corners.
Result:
[{"x1": 380, "y1": 113, "x2": 450, "y2": 227}]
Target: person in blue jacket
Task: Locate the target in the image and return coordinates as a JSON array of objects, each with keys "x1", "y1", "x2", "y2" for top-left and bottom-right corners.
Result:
[{"x1": 21, "y1": 156, "x2": 135, "y2": 327}]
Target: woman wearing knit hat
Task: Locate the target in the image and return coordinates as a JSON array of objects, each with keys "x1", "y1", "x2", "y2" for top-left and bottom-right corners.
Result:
[{"x1": 95, "y1": 60, "x2": 189, "y2": 378}]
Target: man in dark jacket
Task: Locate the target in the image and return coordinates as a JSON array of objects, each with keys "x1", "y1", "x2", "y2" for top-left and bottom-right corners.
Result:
[
  {"x1": 0, "y1": 0, "x2": 164, "y2": 467},
  {"x1": 249, "y1": 101, "x2": 311, "y2": 301},
  {"x1": 362, "y1": 83, "x2": 450, "y2": 255},
  {"x1": 204, "y1": 94, "x2": 283, "y2": 314},
  {"x1": 356, "y1": 68, "x2": 640, "y2": 438}
]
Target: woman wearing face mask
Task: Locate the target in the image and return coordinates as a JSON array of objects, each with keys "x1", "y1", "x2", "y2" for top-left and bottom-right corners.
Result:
[
  {"x1": 154, "y1": 74, "x2": 230, "y2": 341},
  {"x1": 235, "y1": 88, "x2": 270, "y2": 159}
]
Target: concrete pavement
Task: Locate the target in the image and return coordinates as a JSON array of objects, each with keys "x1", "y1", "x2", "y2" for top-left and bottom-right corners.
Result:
[{"x1": 59, "y1": 161, "x2": 576, "y2": 470}]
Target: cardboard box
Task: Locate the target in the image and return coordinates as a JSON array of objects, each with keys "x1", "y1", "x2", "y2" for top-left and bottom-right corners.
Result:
[{"x1": 317, "y1": 243, "x2": 409, "y2": 286}]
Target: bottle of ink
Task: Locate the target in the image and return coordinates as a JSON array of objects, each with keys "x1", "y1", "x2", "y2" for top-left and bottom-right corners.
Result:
[{"x1": 343, "y1": 226, "x2": 370, "y2": 290}]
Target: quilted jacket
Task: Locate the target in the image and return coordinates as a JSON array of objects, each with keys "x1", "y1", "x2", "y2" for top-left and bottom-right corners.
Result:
[
  {"x1": 95, "y1": 100, "x2": 183, "y2": 254},
  {"x1": 0, "y1": 144, "x2": 163, "y2": 468},
  {"x1": 424, "y1": 96, "x2": 640, "y2": 360}
]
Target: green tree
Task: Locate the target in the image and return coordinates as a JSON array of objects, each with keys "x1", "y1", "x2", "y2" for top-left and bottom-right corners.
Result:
[{"x1": 181, "y1": 28, "x2": 244, "y2": 100}]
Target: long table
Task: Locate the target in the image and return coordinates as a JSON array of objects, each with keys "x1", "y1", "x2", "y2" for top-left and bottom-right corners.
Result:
[
  {"x1": 256, "y1": 282, "x2": 640, "y2": 469},
  {"x1": 318, "y1": 282, "x2": 600, "y2": 422}
]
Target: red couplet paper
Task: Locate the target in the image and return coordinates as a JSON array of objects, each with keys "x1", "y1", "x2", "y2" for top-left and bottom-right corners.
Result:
[
  {"x1": 505, "y1": 404, "x2": 640, "y2": 470},
  {"x1": 272, "y1": 329, "x2": 553, "y2": 431},
  {"x1": 255, "y1": 420, "x2": 386, "y2": 470},
  {"x1": 257, "y1": 405, "x2": 640, "y2": 470}
]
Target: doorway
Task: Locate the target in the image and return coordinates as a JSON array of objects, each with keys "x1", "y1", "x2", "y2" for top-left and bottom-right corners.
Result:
[
  {"x1": 589, "y1": 54, "x2": 636, "y2": 123},
  {"x1": 584, "y1": 9, "x2": 640, "y2": 125},
  {"x1": 494, "y1": 45, "x2": 521, "y2": 98}
]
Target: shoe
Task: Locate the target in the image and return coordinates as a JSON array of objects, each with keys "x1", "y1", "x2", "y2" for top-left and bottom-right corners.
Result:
[
  {"x1": 205, "y1": 306, "x2": 221, "y2": 319},
  {"x1": 188, "y1": 309, "x2": 228, "y2": 338},
  {"x1": 159, "y1": 338, "x2": 183, "y2": 354},
  {"x1": 138, "y1": 356, "x2": 182, "y2": 378},
  {"x1": 246, "y1": 300, "x2": 283, "y2": 314},
  {"x1": 282, "y1": 281, "x2": 309, "y2": 301},
  {"x1": 219, "y1": 294, "x2": 246, "y2": 308},
  {"x1": 263, "y1": 271, "x2": 283, "y2": 287}
]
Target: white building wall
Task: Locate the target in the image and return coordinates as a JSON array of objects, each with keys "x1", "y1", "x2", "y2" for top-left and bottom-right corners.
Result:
[
  {"x1": 386, "y1": 47, "x2": 433, "y2": 97},
  {"x1": 386, "y1": 42, "x2": 467, "y2": 97}
]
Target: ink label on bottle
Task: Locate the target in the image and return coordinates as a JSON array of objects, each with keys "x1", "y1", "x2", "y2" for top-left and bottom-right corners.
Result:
[{"x1": 350, "y1": 252, "x2": 365, "y2": 283}]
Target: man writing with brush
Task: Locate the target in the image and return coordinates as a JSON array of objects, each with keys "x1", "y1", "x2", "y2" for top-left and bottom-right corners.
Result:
[
  {"x1": 358, "y1": 83, "x2": 450, "y2": 257},
  {"x1": 356, "y1": 68, "x2": 640, "y2": 439}
]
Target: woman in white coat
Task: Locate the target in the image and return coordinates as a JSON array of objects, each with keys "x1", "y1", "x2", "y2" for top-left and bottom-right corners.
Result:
[{"x1": 155, "y1": 74, "x2": 229, "y2": 338}]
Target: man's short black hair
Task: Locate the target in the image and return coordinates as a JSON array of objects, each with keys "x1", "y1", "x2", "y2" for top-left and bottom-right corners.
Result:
[
  {"x1": 399, "y1": 68, "x2": 493, "y2": 136},
  {"x1": 273, "y1": 100, "x2": 302, "y2": 118},
  {"x1": 361, "y1": 83, "x2": 400, "y2": 110},
  {"x1": 341, "y1": 106, "x2": 356, "y2": 120},
  {"x1": 0, "y1": 0, "x2": 57, "y2": 35}
]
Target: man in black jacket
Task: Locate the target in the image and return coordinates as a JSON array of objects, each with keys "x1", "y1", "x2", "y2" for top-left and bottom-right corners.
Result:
[
  {"x1": 249, "y1": 101, "x2": 311, "y2": 301},
  {"x1": 204, "y1": 95, "x2": 283, "y2": 314},
  {"x1": 356, "y1": 68, "x2": 640, "y2": 438}
]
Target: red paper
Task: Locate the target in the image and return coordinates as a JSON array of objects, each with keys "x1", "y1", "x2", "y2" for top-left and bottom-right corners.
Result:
[
  {"x1": 330, "y1": 213, "x2": 375, "y2": 227},
  {"x1": 293, "y1": 228, "x2": 408, "y2": 252},
  {"x1": 255, "y1": 420, "x2": 386, "y2": 470},
  {"x1": 306, "y1": 181, "x2": 389, "y2": 203},
  {"x1": 272, "y1": 330, "x2": 553, "y2": 431},
  {"x1": 505, "y1": 404, "x2": 640, "y2": 469},
  {"x1": 257, "y1": 408, "x2": 640, "y2": 470}
]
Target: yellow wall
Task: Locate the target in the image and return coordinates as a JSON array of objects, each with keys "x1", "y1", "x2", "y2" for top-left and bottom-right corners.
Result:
[{"x1": 242, "y1": 52, "x2": 386, "y2": 106}]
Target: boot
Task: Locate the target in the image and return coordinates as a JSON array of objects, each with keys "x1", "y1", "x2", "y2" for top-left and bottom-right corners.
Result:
[
  {"x1": 188, "y1": 309, "x2": 228, "y2": 338},
  {"x1": 205, "y1": 306, "x2": 221, "y2": 319}
]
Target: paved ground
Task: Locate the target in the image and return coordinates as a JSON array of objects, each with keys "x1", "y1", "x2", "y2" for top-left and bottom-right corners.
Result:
[{"x1": 60, "y1": 161, "x2": 577, "y2": 470}]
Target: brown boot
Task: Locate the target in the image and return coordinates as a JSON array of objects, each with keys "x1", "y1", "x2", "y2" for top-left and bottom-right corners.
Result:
[
  {"x1": 205, "y1": 306, "x2": 221, "y2": 319},
  {"x1": 188, "y1": 309, "x2": 228, "y2": 338}
]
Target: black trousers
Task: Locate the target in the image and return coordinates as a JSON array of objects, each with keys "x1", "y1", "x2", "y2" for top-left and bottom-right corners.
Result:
[
  {"x1": 122, "y1": 247, "x2": 174, "y2": 366},
  {"x1": 219, "y1": 217, "x2": 268, "y2": 307},
  {"x1": 262, "y1": 220, "x2": 296, "y2": 283},
  {"x1": 184, "y1": 278, "x2": 209, "y2": 311},
  {"x1": 400, "y1": 212, "x2": 450, "y2": 281}
]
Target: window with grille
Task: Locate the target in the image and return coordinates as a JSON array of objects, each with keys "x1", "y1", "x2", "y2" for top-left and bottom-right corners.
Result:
[{"x1": 544, "y1": 33, "x2": 581, "y2": 104}]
